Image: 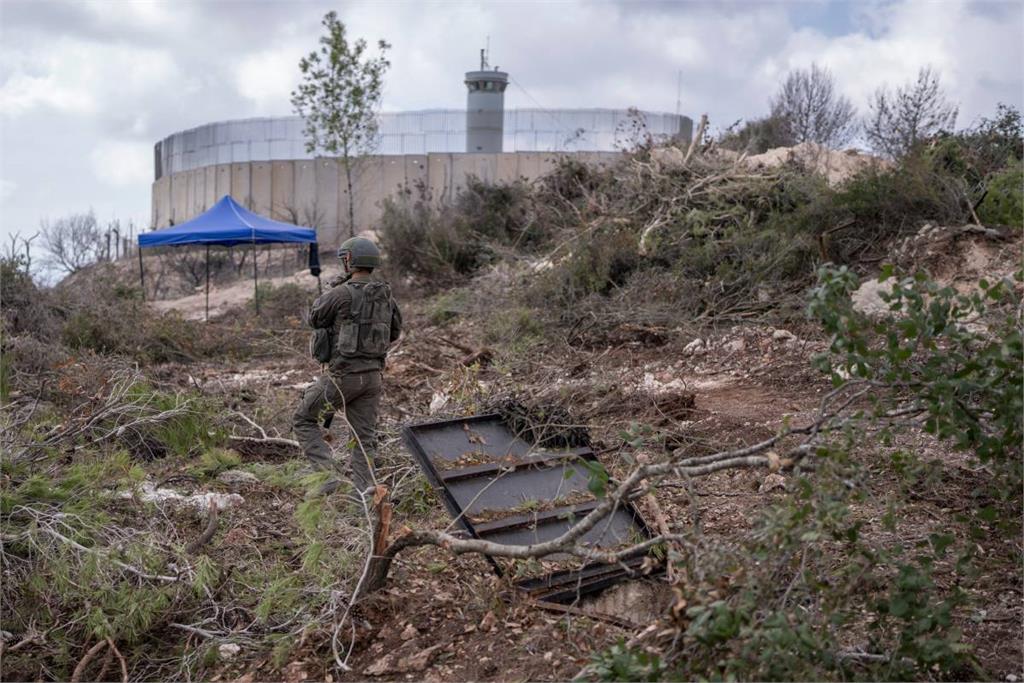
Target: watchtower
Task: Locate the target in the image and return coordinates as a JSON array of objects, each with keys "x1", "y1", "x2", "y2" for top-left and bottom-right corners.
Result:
[{"x1": 464, "y1": 49, "x2": 508, "y2": 153}]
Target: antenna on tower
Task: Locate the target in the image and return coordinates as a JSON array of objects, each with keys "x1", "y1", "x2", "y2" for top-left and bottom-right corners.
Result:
[{"x1": 486, "y1": 35, "x2": 491, "y2": 68}]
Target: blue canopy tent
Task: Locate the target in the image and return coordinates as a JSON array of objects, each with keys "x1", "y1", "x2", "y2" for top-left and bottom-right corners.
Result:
[{"x1": 137, "y1": 195, "x2": 319, "y2": 317}]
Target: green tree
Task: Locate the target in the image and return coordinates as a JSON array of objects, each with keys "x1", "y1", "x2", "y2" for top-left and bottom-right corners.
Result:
[{"x1": 291, "y1": 11, "x2": 391, "y2": 237}]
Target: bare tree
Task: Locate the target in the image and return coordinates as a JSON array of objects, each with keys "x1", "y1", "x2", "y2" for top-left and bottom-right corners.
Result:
[
  {"x1": 40, "y1": 212, "x2": 103, "y2": 275},
  {"x1": 770, "y1": 63, "x2": 857, "y2": 149},
  {"x1": 3, "y1": 231, "x2": 39, "y2": 274},
  {"x1": 865, "y1": 66, "x2": 958, "y2": 159},
  {"x1": 169, "y1": 248, "x2": 207, "y2": 289}
]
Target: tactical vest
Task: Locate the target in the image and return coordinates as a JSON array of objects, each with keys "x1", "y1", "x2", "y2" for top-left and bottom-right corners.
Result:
[{"x1": 335, "y1": 281, "x2": 394, "y2": 359}]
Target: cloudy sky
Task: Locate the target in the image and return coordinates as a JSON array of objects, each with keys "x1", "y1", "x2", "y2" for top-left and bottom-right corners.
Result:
[{"x1": 1, "y1": 0, "x2": 1021, "y2": 255}]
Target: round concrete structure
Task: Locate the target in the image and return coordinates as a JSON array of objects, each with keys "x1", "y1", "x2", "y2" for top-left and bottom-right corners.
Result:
[{"x1": 151, "y1": 109, "x2": 693, "y2": 247}]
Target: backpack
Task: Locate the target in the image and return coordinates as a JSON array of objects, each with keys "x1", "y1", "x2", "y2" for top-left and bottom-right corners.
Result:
[
  {"x1": 335, "y1": 281, "x2": 394, "y2": 359},
  {"x1": 310, "y1": 328, "x2": 333, "y2": 364}
]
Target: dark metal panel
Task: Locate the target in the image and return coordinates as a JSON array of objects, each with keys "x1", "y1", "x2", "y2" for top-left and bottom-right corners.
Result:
[
  {"x1": 446, "y1": 459, "x2": 594, "y2": 517},
  {"x1": 402, "y1": 414, "x2": 660, "y2": 601}
]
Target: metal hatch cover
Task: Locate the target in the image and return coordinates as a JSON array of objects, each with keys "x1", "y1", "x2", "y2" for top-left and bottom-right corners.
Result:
[{"x1": 401, "y1": 414, "x2": 656, "y2": 603}]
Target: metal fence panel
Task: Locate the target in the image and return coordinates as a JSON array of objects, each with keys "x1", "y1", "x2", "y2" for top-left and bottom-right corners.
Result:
[{"x1": 156, "y1": 109, "x2": 690, "y2": 174}]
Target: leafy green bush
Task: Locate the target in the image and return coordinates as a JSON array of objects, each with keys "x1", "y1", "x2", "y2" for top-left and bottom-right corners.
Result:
[
  {"x1": 427, "y1": 289, "x2": 470, "y2": 326},
  {"x1": 589, "y1": 640, "x2": 666, "y2": 681},
  {"x1": 483, "y1": 306, "x2": 543, "y2": 347},
  {"x1": 977, "y1": 160, "x2": 1023, "y2": 227},
  {"x1": 792, "y1": 155, "x2": 968, "y2": 264},
  {"x1": 809, "y1": 265, "x2": 1022, "y2": 491}
]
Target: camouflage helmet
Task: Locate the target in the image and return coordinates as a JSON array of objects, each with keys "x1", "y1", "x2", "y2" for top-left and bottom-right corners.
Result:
[{"x1": 337, "y1": 237, "x2": 381, "y2": 271}]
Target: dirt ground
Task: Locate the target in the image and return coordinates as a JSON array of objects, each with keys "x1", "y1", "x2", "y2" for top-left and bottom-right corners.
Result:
[{"x1": 136, "y1": 258, "x2": 1022, "y2": 682}]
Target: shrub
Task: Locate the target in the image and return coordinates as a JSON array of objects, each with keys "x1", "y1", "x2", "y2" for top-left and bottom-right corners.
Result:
[
  {"x1": 792, "y1": 154, "x2": 968, "y2": 263},
  {"x1": 378, "y1": 188, "x2": 483, "y2": 282},
  {"x1": 809, "y1": 265, "x2": 1023, "y2": 494},
  {"x1": 977, "y1": 159, "x2": 1023, "y2": 227},
  {"x1": 379, "y1": 177, "x2": 541, "y2": 284},
  {"x1": 483, "y1": 306, "x2": 543, "y2": 347},
  {"x1": 427, "y1": 289, "x2": 470, "y2": 326},
  {"x1": 718, "y1": 113, "x2": 795, "y2": 154},
  {"x1": 250, "y1": 282, "x2": 312, "y2": 325}
]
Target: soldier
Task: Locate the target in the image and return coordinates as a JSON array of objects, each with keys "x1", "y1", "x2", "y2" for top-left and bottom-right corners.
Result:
[{"x1": 292, "y1": 236, "x2": 402, "y2": 497}]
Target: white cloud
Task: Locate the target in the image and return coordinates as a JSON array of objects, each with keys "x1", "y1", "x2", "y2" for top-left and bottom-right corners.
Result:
[
  {"x1": 90, "y1": 140, "x2": 151, "y2": 187},
  {"x1": 233, "y1": 45, "x2": 306, "y2": 110},
  {"x1": 0, "y1": 179, "x2": 16, "y2": 204},
  {"x1": 0, "y1": 38, "x2": 180, "y2": 117},
  {"x1": 773, "y1": 0, "x2": 1023, "y2": 124}
]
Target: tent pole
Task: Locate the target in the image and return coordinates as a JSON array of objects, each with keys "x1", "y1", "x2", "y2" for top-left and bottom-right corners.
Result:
[
  {"x1": 205, "y1": 245, "x2": 210, "y2": 322},
  {"x1": 138, "y1": 247, "x2": 145, "y2": 302},
  {"x1": 252, "y1": 240, "x2": 259, "y2": 316}
]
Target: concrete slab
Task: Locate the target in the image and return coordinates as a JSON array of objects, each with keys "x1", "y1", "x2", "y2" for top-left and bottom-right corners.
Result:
[
  {"x1": 152, "y1": 175, "x2": 171, "y2": 228},
  {"x1": 170, "y1": 171, "x2": 188, "y2": 225},
  {"x1": 314, "y1": 158, "x2": 339, "y2": 243},
  {"x1": 271, "y1": 161, "x2": 295, "y2": 221},
  {"x1": 348, "y1": 156, "x2": 384, "y2": 237},
  {"x1": 251, "y1": 162, "x2": 272, "y2": 217},
  {"x1": 294, "y1": 161, "x2": 317, "y2": 229},
  {"x1": 215, "y1": 164, "x2": 231, "y2": 202},
  {"x1": 404, "y1": 155, "x2": 428, "y2": 197},
  {"x1": 204, "y1": 165, "x2": 217, "y2": 209},
  {"x1": 496, "y1": 153, "x2": 521, "y2": 183},
  {"x1": 451, "y1": 153, "x2": 498, "y2": 194},
  {"x1": 515, "y1": 152, "x2": 543, "y2": 181},
  {"x1": 426, "y1": 153, "x2": 453, "y2": 205},
  {"x1": 231, "y1": 163, "x2": 251, "y2": 207}
]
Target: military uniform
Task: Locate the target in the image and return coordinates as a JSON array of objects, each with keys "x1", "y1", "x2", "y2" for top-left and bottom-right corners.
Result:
[{"x1": 292, "y1": 275, "x2": 402, "y2": 493}]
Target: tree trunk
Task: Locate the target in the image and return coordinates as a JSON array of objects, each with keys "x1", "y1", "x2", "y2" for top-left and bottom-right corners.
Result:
[{"x1": 345, "y1": 157, "x2": 355, "y2": 238}]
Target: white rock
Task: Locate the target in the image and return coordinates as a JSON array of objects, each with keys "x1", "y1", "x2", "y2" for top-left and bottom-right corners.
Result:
[
  {"x1": 725, "y1": 338, "x2": 746, "y2": 353},
  {"x1": 428, "y1": 392, "x2": 449, "y2": 415},
  {"x1": 772, "y1": 329, "x2": 797, "y2": 342},
  {"x1": 851, "y1": 277, "x2": 896, "y2": 318},
  {"x1": 639, "y1": 373, "x2": 688, "y2": 395},
  {"x1": 218, "y1": 643, "x2": 241, "y2": 660},
  {"x1": 124, "y1": 482, "x2": 245, "y2": 517},
  {"x1": 759, "y1": 473, "x2": 787, "y2": 493},
  {"x1": 217, "y1": 470, "x2": 258, "y2": 487},
  {"x1": 683, "y1": 338, "x2": 705, "y2": 355},
  {"x1": 650, "y1": 146, "x2": 685, "y2": 168}
]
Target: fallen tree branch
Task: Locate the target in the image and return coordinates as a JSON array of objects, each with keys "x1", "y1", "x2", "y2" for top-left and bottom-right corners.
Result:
[
  {"x1": 106, "y1": 638, "x2": 129, "y2": 683},
  {"x1": 683, "y1": 114, "x2": 708, "y2": 165},
  {"x1": 227, "y1": 434, "x2": 300, "y2": 449},
  {"x1": 532, "y1": 599, "x2": 642, "y2": 630},
  {"x1": 70, "y1": 639, "x2": 108, "y2": 683},
  {"x1": 185, "y1": 500, "x2": 219, "y2": 555},
  {"x1": 35, "y1": 525, "x2": 179, "y2": 583},
  {"x1": 437, "y1": 336, "x2": 474, "y2": 354}
]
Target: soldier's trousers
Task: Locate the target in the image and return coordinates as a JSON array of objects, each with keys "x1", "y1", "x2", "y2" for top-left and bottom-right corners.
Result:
[{"x1": 292, "y1": 370, "x2": 382, "y2": 492}]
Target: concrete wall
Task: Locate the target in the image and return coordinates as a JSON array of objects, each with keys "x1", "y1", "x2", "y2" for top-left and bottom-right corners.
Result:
[{"x1": 150, "y1": 151, "x2": 620, "y2": 247}]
